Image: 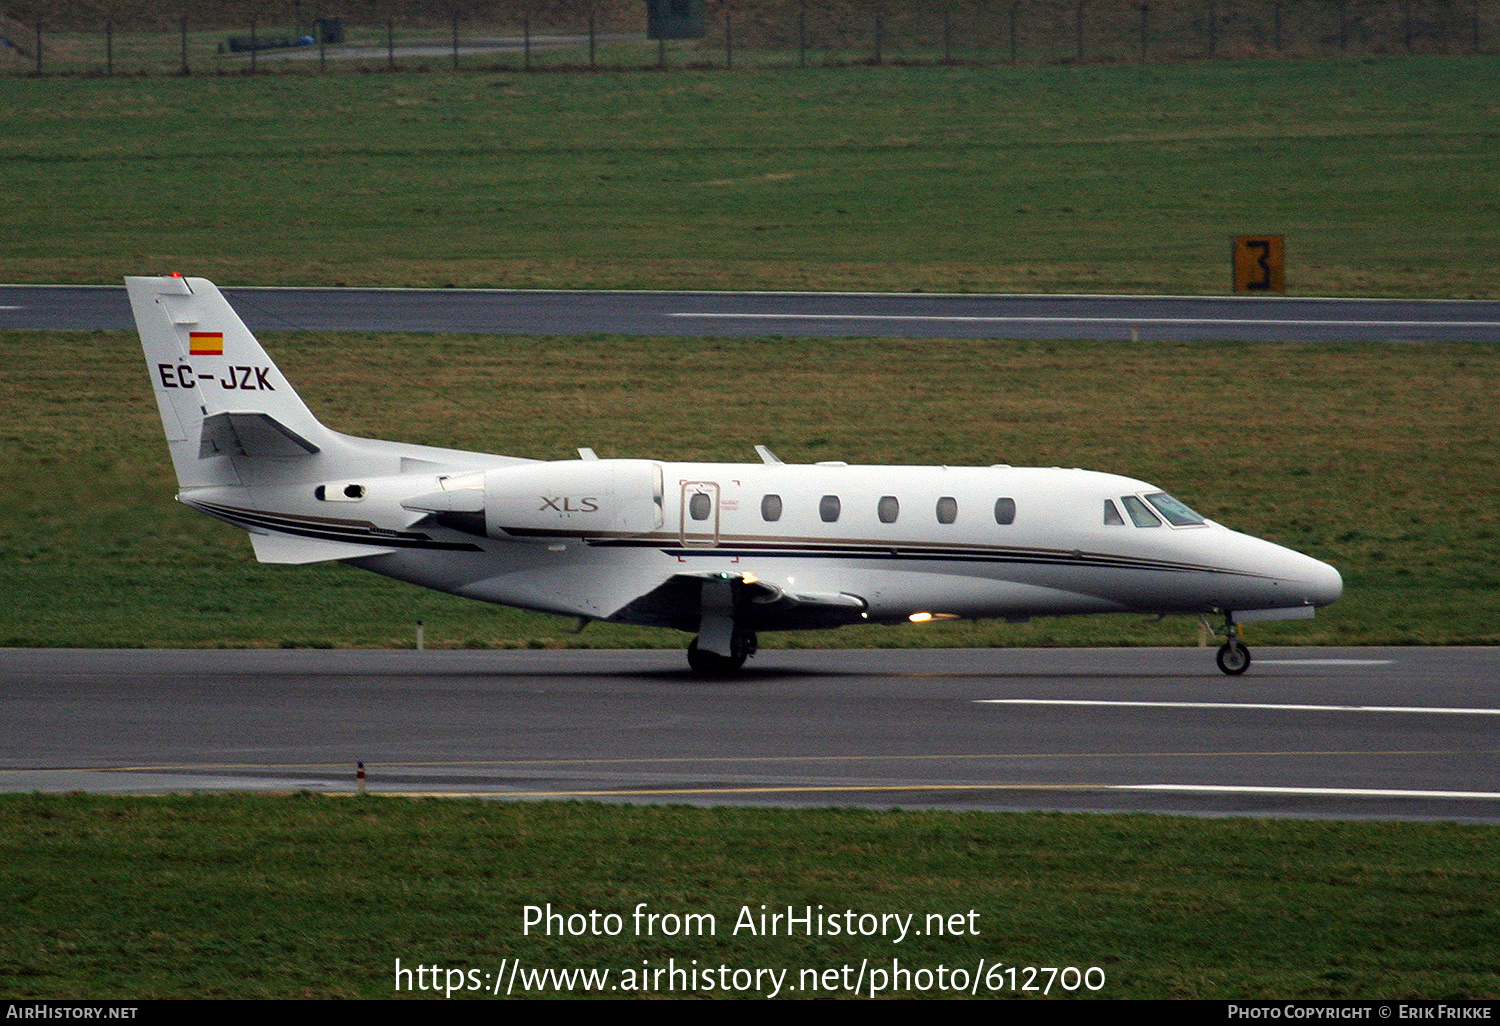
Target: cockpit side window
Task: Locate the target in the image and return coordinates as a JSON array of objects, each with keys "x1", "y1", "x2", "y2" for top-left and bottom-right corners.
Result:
[
  {"x1": 1144, "y1": 492, "x2": 1206, "y2": 526},
  {"x1": 1103, "y1": 499, "x2": 1125, "y2": 526},
  {"x1": 1121, "y1": 495, "x2": 1161, "y2": 527}
]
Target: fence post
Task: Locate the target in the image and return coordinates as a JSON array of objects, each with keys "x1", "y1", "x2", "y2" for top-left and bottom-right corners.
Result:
[
  {"x1": 590, "y1": 7, "x2": 597, "y2": 69},
  {"x1": 726, "y1": 8, "x2": 733, "y2": 68},
  {"x1": 34, "y1": 22, "x2": 42, "y2": 76},
  {"x1": 387, "y1": 18, "x2": 395, "y2": 70},
  {"x1": 944, "y1": 10, "x2": 952, "y2": 61},
  {"x1": 1273, "y1": 1, "x2": 1282, "y2": 50},
  {"x1": 1075, "y1": 0, "x2": 1085, "y2": 60},
  {"x1": 1403, "y1": 0, "x2": 1413, "y2": 49},
  {"x1": 524, "y1": 16, "x2": 531, "y2": 69},
  {"x1": 874, "y1": 11, "x2": 884, "y2": 64},
  {"x1": 1207, "y1": 0, "x2": 1217, "y2": 55},
  {"x1": 1139, "y1": 3, "x2": 1149, "y2": 61},
  {"x1": 1009, "y1": 2, "x2": 1018, "y2": 62},
  {"x1": 1339, "y1": 0, "x2": 1348, "y2": 51},
  {"x1": 1474, "y1": 0, "x2": 1481, "y2": 51},
  {"x1": 452, "y1": 8, "x2": 459, "y2": 69},
  {"x1": 180, "y1": 16, "x2": 190, "y2": 75},
  {"x1": 250, "y1": 18, "x2": 257, "y2": 72},
  {"x1": 106, "y1": 18, "x2": 113, "y2": 76}
]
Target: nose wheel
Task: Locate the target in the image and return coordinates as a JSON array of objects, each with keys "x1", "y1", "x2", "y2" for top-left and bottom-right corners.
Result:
[
  {"x1": 1215, "y1": 638, "x2": 1251, "y2": 675},
  {"x1": 1206, "y1": 613, "x2": 1251, "y2": 675}
]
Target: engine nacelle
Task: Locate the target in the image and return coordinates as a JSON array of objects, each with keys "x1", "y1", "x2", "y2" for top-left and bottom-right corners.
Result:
[{"x1": 484, "y1": 459, "x2": 663, "y2": 540}]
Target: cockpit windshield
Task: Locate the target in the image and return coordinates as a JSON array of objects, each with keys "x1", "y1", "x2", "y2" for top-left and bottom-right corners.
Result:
[{"x1": 1144, "y1": 492, "x2": 1206, "y2": 527}]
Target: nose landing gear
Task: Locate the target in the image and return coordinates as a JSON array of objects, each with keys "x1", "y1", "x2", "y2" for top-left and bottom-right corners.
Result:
[
  {"x1": 1216, "y1": 636, "x2": 1251, "y2": 675},
  {"x1": 1204, "y1": 612, "x2": 1252, "y2": 675}
]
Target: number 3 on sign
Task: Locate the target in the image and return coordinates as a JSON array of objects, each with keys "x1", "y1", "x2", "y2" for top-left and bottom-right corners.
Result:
[{"x1": 1232, "y1": 235, "x2": 1285, "y2": 292}]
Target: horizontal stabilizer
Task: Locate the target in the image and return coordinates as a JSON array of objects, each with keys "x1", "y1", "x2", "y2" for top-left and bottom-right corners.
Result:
[
  {"x1": 248, "y1": 532, "x2": 397, "y2": 565},
  {"x1": 199, "y1": 412, "x2": 320, "y2": 459}
]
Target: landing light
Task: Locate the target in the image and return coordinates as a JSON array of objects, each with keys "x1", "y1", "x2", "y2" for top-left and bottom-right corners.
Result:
[{"x1": 908, "y1": 611, "x2": 959, "y2": 623}]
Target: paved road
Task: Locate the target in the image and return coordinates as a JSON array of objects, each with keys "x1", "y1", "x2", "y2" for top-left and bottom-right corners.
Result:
[
  {"x1": 3, "y1": 646, "x2": 1496, "y2": 822},
  {"x1": 6, "y1": 284, "x2": 1500, "y2": 341}
]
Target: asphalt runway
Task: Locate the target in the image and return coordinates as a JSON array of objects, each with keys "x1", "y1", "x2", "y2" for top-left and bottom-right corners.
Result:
[
  {"x1": 3, "y1": 646, "x2": 1497, "y2": 822},
  {"x1": 6, "y1": 284, "x2": 1500, "y2": 341}
]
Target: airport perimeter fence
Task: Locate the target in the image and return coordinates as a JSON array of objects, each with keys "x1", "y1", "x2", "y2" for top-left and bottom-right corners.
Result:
[{"x1": 3, "y1": 0, "x2": 1495, "y2": 76}]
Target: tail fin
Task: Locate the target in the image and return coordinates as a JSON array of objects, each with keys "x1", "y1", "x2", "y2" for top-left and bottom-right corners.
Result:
[{"x1": 127, "y1": 275, "x2": 336, "y2": 489}]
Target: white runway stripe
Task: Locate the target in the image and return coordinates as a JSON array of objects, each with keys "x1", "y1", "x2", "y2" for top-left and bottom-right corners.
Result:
[
  {"x1": 1120, "y1": 784, "x2": 1500, "y2": 800},
  {"x1": 1255, "y1": 658, "x2": 1392, "y2": 665},
  {"x1": 670, "y1": 312, "x2": 1500, "y2": 329},
  {"x1": 977, "y1": 699, "x2": 1500, "y2": 715}
]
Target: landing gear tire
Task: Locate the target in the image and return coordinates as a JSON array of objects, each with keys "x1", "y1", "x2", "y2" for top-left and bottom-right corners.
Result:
[
  {"x1": 1216, "y1": 640, "x2": 1251, "y2": 676},
  {"x1": 687, "y1": 631, "x2": 757, "y2": 675}
]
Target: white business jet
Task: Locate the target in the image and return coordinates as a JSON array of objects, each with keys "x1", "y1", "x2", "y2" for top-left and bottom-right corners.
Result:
[{"x1": 129, "y1": 275, "x2": 1342, "y2": 675}]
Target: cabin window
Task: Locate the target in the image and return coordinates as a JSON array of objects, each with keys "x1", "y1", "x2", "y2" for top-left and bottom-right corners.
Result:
[
  {"x1": 688, "y1": 492, "x2": 712, "y2": 521},
  {"x1": 761, "y1": 494, "x2": 783, "y2": 522},
  {"x1": 1121, "y1": 495, "x2": 1162, "y2": 527},
  {"x1": 936, "y1": 496, "x2": 958, "y2": 524},
  {"x1": 994, "y1": 497, "x2": 1016, "y2": 525},
  {"x1": 1103, "y1": 499, "x2": 1125, "y2": 525},
  {"x1": 819, "y1": 495, "x2": 841, "y2": 523},
  {"x1": 878, "y1": 496, "x2": 900, "y2": 524},
  {"x1": 1145, "y1": 492, "x2": 1206, "y2": 526}
]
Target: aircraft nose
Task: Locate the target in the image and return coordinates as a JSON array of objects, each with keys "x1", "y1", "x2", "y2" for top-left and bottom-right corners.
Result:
[
  {"x1": 1222, "y1": 531, "x2": 1343, "y2": 610},
  {"x1": 1302, "y1": 555, "x2": 1344, "y2": 608}
]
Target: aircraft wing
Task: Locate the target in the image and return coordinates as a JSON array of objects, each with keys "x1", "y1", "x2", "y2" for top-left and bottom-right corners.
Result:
[{"x1": 607, "y1": 572, "x2": 868, "y2": 633}]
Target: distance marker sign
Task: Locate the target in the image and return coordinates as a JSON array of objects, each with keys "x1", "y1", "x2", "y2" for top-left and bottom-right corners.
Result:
[{"x1": 1233, "y1": 235, "x2": 1286, "y2": 293}]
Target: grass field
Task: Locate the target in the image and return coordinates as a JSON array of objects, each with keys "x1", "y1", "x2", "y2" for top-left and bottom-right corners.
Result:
[
  {"x1": 2, "y1": 795, "x2": 1497, "y2": 999},
  {"x1": 3, "y1": 57, "x2": 1500, "y2": 295},
  {"x1": 1, "y1": 329, "x2": 1496, "y2": 649}
]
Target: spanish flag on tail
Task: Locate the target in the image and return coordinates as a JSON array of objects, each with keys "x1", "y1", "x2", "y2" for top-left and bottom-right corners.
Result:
[{"x1": 189, "y1": 331, "x2": 223, "y2": 356}]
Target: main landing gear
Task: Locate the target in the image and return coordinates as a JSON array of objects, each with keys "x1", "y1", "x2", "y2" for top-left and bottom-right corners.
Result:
[
  {"x1": 687, "y1": 574, "x2": 758, "y2": 675},
  {"x1": 1206, "y1": 612, "x2": 1251, "y2": 675},
  {"x1": 687, "y1": 630, "x2": 758, "y2": 675}
]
